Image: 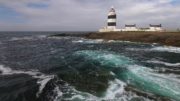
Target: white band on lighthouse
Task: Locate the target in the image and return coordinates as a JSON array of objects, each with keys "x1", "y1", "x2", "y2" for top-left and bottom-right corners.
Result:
[{"x1": 107, "y1": 19, "x2": 116, "y2": 23}]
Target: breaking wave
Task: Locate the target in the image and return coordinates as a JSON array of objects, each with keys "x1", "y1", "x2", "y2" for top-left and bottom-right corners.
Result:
[
  {"x1": 151, "y1": 46, "x2": 180, "y2": 53},
  {"x1": 73, "y1": 50, "x2": 180, "y2": 101},
  {"x1": 147, "y1": 60, "x2": 180, "y2": 67},
  {"x1": 126, "y1": 45, "x2": 180, "y2": 54},
  {"x1": 72, "y1": 38, "x2": 104, "y2": 44},
  {"x1": 63, "y1": 79, "x2": 148, "y2": 101},
  {"x1": 72, "y1": 38, "x2": 145, "y2": 44},
  {"x1": 0, "y1": 65, "x2": 54, "y2": 97},
  {"x1": 9, "y1": 35, "x2": 47, "y2": 41}
]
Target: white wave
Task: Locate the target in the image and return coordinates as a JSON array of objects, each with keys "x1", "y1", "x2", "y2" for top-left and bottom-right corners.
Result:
[
  {"x1": 71, "y1": 38, "x2": 85, "y2": 43},
  {"x1": 147, "y1": 60, "x2": 180, "y2": 67},
  {"x1": 108, "y1": 40, "x2": 132, "y2": 43},
  {"x1": 72, "y1": 39, "x2": 104, "y2": 44},
  {"x1": 151, "y1": 46, "x2": 180, "y2": 53},
  {"x1": 49, "y1": 37, "x2": 64, "y2": 39},
  {"x1": 66, "y1": 95, "x2": 87, "y2": 100},
  {"x1": 65, "y1": 78, "x2": 150, "y2": 101},
  {"x1": 10, "y1": 36, "x2": 34, "y2": 41},
  {"x1": 0, "y1": 65, "x2": 13, "y2": 75},
  {"x1": 72, "y1": 40, "x2": 84, "y2": 43},
  {"x1": 9, "y1": 35, "x2": 46, "y2": 41},
  {"x1": 36, "y1": 76, "x2": 54, "y2": 97},
  {"x1": 107, "y1": 40, "x2": 116, "y2": 43},
  {"x1": 63, "y1": 77, "x2": 140, "y2": 101},
  {"x1": 127, "y1": 46, "x2": 180, "y2": 54},
  {"x1": 110, "y1": 71, "x2": 115, "y2": 76},
  {"x1": 106, "y1": 40, "x2": 148, "y2": 45},
  {"x1": 103, "y1": 79, "x2": 126, "y2": 99},
  {"x1": 36, "y1": 35, "x2": 46, "y2": 39},
  {"x1": 73, "y1": 38, "x2": 148, "y2": 44},
  {"x1": 126, "y1": 48, "x2": 149, "y2": 51},
  {"x1": 0, "y1": 65, "x2": 54, "y2": 97},
  {"x1": 53, "y1": 86, "x2": 63, "y2": 101},
  {"x1": 86, "y1": 39, "x2": 104, "y2": 44},
  {"x1": 73, "y1": 38, "x2": 152, "y2": 45},
  {"x1": 72, "y1": 38, "x2": 134, "y2": 43},
  {"x1": 64, "y1": 87, "x2": 97, "y2": 101}
]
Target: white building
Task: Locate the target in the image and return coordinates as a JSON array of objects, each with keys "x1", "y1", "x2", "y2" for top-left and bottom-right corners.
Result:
[
  {"x1": 147, "y1": 24, "x2": 163, "y2": 32},
  {"x1": 122, "y1": 24, "x2": 138, "y2": 31}
]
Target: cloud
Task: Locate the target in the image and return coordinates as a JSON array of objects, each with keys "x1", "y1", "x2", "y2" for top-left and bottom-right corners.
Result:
[{"x1": 0, "y1": 0, "x2": 180, "y2": 31}]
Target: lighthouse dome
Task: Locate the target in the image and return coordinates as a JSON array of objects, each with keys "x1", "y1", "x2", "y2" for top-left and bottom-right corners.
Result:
[{"x1": 108, "y1": 7, "x2": 116, "y2": 16}]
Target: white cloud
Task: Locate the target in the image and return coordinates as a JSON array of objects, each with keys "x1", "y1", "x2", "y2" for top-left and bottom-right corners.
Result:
[{"x1": 0, "y1": 0, "x2": 180, "y2": 31}]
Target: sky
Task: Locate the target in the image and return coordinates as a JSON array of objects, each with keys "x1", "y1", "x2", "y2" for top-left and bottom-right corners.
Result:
[{"x1": 0, "y1": 0, "x2": 180, "y2": 31}]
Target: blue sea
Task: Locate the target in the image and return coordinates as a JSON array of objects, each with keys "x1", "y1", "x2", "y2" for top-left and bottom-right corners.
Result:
[{"x1": 0, "y1": 32, "x2": 180, "y2": 101}]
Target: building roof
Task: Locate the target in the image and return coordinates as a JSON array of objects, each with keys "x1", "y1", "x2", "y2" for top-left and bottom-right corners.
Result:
[
  {"x1": 150, "y1": 24, "x2": 162, "y2": 27},
  {"x1": 125, "y1": 24, "x2": 136, "y2": 27}
]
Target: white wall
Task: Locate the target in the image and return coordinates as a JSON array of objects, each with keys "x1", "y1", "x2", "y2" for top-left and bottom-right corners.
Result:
[
  {"x1": 124, "y1": 27, "x2": 138, "y2": 31},
  {"x1": 99, "y1": 27, "x2": 164, "y2": 32},
  {"x1": 148, "y1": 27, "x2": 163, "y2": 31},
  {"x1": 107, "y1": 26, "x2": 116, "y2": 29}
]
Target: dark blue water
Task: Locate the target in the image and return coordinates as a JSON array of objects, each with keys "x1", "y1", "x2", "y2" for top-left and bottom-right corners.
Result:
[{"x1": 0, "y1": 32, "x2": 180, "y2": 101}]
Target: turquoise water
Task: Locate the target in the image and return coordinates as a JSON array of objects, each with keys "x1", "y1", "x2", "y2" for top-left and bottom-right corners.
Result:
[{"x1": 74, "y1": 50, "x2": 180, "y2": 101}]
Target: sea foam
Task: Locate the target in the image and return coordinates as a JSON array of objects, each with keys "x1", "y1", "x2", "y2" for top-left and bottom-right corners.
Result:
[
  {"x1": 147, "y1": 60, "x2": 180, "y2": 67},
  {"x1": 72, "y1": 38, "x2": 104, "y2": 44},
  {"x1": 151, "y1": 46, "x2": 180, "y2": 53},
  {"x1": 0, "y1": 65, "x2": 54, "y2": 97},
  {"x1": 127, "y1": 45, "x2": 180, "y2": 54}
]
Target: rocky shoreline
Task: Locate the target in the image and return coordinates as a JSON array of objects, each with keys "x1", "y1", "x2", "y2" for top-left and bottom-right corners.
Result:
[{"x1": 85, "y1": 32, "x2": 180, "y2": 47}]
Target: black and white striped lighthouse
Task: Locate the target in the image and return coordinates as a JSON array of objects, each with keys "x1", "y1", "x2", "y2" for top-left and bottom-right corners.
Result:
[{"x1": 107, "y1": 7, "x2": 117, "y2": 30}]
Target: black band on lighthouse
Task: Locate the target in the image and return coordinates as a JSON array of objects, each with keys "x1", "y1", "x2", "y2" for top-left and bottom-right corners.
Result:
[
  {"x1": 108, "y1": 15, "x2": 116, "y2": 19},
  {"x1": 108, "y1": 23, "x2": 116, "y2": 26}
]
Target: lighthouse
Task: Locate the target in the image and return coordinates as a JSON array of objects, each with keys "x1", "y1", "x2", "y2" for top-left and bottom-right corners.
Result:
[
  {"x1": 107, "y1": 7, "x2": 117, "y2": 30},
  {"x1": 99, "y1": 7, "x2": 119, "y2": 32},
  {"x1": 99, "y1": 7, "x2": 164, "y2": 32}
]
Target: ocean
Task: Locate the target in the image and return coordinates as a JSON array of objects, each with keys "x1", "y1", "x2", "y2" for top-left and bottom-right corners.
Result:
[{"x1": 0, "y1": 32, "x2": 180, "y2": 101}]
